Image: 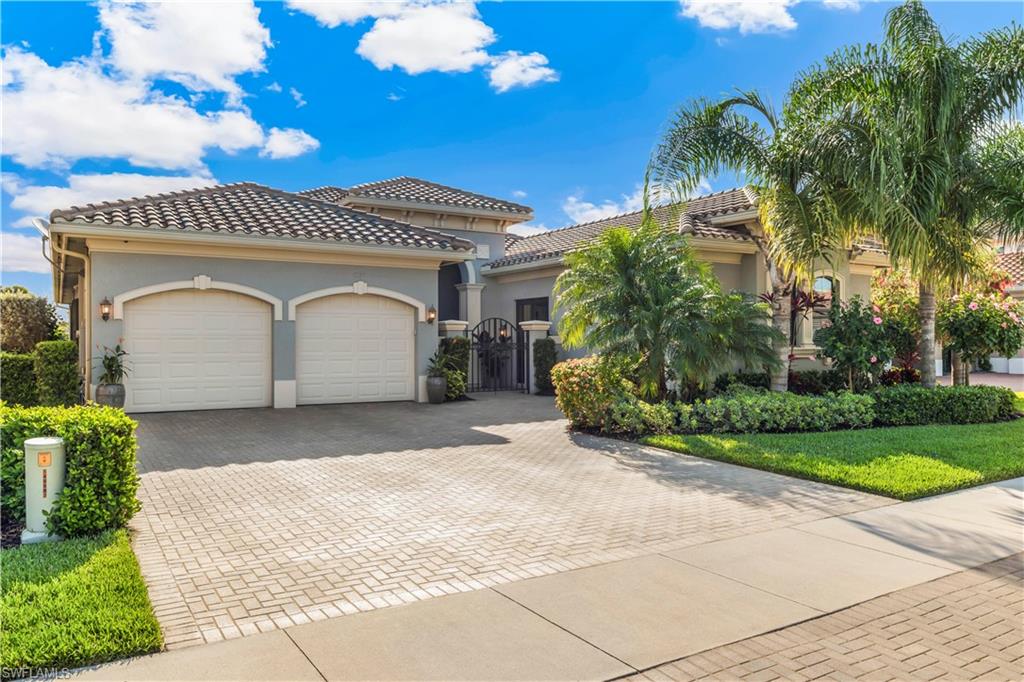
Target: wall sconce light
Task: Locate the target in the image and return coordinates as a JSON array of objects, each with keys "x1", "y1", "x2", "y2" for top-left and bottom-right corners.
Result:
[
  {"x1": 426, "y1": 305, "x2": 437, "y2": 324},
  {"x1": 99, "y1": 297, "x2": 113, "y2": 321}
]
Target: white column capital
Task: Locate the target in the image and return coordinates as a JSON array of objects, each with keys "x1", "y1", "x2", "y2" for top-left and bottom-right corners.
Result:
[
  {"x1": 519, "y1": 320, "x2": 551, "y2": 333},
  {"x1": 438, "y1": 320, "x2": 469, "y2": 334},
  {"x1": 454, "y1": 283, "x2": 486, "y2": 292}
]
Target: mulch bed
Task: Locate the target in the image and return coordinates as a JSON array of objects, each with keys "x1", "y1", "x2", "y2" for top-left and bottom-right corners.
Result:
[{"x1": 2, "y1": 515, "x2": 23, "y2": 549}]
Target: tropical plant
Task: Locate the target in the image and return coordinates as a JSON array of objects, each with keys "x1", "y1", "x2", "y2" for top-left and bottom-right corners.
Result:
[
  {"x1": 554, "y1": 218, "x2": 781, "y2": 400},
  {"x1": 814, "y1": 296, "x2": 895, "y2": 391},
  {"x1": 783, "y1": 0, "x2": 1024, "y2": 387},
  {"x1": 871, "y1": 270, "x2": 921, "y2": 369},
  {"x1": 98, "y1": 344, "x2": 129, "y2": 385},
  {"x1": 647, "y1": 85, "x2": 849, "y2": 392},
  {"x1": 937, "y1": 293, "x2": 1024, "y2": 380}
]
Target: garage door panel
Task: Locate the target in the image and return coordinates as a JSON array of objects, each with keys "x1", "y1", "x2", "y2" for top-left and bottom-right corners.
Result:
[
  {"x1": 296, "y1": 293, "x2": 415, "y2": 405},
  {"x1": 124, "y1": 289, "x2": 272, "y2": 413}
]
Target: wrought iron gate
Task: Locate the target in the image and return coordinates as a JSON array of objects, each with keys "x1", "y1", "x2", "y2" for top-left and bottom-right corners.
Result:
[{"x1": 467, "y1": 317, "x2": 529, "y2": 393}]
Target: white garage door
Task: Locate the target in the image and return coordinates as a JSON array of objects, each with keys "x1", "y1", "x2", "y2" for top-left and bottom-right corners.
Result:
[
  {"x1": 295, "y1": 294, "x2": 415, "y2": 405},
  {"x1": 123, "y1": 289, "x2": 272, "y2": 413}
]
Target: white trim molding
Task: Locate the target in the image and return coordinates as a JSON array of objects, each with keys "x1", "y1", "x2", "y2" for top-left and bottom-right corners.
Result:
[
  {"x1": 274, "y1": 380, "x2": 297, "y2": 409},
  {"x1": 286, "y1": 281, "x2": 428, "y2": 321},
  {"x1": 112, "y1": 276, "x2": 284, "y2": 320}
]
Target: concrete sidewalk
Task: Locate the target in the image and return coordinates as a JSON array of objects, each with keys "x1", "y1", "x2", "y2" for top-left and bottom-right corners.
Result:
[{"x1": 76, "y1": 478, "x2": 1023, "y2": 681}]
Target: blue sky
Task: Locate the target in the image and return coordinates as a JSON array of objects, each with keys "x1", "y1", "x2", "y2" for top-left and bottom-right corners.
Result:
[{"x1": 2, "y1": 1, "x2": 1021, "y2": 298}]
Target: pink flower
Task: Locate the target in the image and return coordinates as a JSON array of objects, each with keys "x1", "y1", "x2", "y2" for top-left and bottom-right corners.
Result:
[
  {"x1": 1010, "y1": 313, "x2": 1020, "y2": 323},
  {"x1": 873, "y1": 316, "x2": 883, "y2": 325},
  {"x1": 872, "y1": 304, "x2": 880, "y2": 313},
  {"x1": 820, "y1": 320, "x2": 832, "y2": 328},
  {"x1": 870, "y1": 355, "x2": 877, "y2": 364},
  {"x1": 1001, "y1": 322, "x2": 1008, "y2": 329},
  {"x1": 968, "y1": 302, "x2": 979, "y2": 310}
]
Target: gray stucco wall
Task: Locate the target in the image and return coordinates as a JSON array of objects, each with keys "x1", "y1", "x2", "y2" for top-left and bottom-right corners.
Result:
[{"x1": 88, "y1": 252, "x2": 440, "y2": 389}]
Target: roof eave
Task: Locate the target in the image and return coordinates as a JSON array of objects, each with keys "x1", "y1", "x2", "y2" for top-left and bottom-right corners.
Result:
[
  {"x1": 481, "y1": 254, "x2": 565, "y2": 276},
  {"x1": 48, "y1": 219, "x2": 476, "y2": 261}
]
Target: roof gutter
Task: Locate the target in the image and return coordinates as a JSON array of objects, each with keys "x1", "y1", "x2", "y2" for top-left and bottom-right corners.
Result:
[
  {"x1": 48, "y1": 220, "x2": 476, "y2": 261},
  {"x1": 481, "y1": 254, "x2": 565, "y2": 276},
  {"x1": 343, "y1": 196, "x2": 534, "y2": 223}
]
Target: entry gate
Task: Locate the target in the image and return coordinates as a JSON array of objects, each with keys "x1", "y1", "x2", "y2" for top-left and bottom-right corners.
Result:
[{"x1": 467, "y1": 317, "x2": 529, "y2": 393}]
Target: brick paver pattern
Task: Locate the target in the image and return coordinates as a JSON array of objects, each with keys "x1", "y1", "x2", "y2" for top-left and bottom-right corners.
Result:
[
  {"x1": 131, "y1": 394, "x2": 888, "y2": 649},
  {"x1": 631, "y1": 554, "x2": 1024, "y2": 682}
]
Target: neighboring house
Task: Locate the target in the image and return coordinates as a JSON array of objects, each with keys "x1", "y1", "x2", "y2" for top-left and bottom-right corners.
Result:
[
  {"x1": 42, "y1": 178, "x2": 888, "y2": 414},
  {"x1": 988, "y1": 250, "x2": 1024, "y2": 374}
]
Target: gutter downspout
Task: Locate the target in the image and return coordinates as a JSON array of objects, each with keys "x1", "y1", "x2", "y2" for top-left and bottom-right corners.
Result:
[{"x1": 35, "y1": 218, "x2": 92, "y2": 400}]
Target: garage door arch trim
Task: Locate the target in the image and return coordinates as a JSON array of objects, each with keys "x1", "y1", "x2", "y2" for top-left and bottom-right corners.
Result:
[
  {"x1": 113, "y1": 276, "x2": 283, "y2": 320},
  {"x1": 287, "y1": 282, "x2": 426, "y2": 321}
]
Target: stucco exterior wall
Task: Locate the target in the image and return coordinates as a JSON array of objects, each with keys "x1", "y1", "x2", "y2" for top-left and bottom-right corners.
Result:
[
  {"x1": 359, "y1": 207, "x2": 509, "y2": 234},
  {"x1": 88, "y1": 252, "x2": 441, "y2": 403},
  {"x1": 711, "y1": 262, "x2": 743, "y2": 292}
]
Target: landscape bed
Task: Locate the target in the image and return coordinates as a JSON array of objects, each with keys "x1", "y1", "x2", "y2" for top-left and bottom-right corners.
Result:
[
  {"x1": 643, "y1": 417, "x2": 1024, "y2": 500},
  {"x1": 0, "y1": 530, "x2": 162, "y2": 675}
]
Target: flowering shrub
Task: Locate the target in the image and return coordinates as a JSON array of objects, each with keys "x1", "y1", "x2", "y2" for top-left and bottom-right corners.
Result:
[
  {"x1": 814, "y1": 296, "x2": 894, "y2": 390},
  {"x1": 937, "y1": 293, "x2": 1024, "y2": 365},
  {"x1": 871, "y1": 270, "x2": 921, "y2": 368},
  {"x1": 550, "y1": 356, "x2": 635, "y2": 430}
]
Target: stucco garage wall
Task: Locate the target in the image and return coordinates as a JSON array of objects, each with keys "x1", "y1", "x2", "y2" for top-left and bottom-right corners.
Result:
[
  {"x1": 89, "y1": 252, "x2": 440, "y2": 400},
  {"x1": 711, "y1": 262, "x2": 743, "y2": 292}
]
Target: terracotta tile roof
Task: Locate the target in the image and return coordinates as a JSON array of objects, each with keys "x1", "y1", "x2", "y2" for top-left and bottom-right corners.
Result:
[
  {"x1": 489, "y1": 188, "x2": 756, "y2": 269},
  {"x1": 997, "y1": 251, "x2": 1024, "y2": 286},
  {"x1": 50, "y1": 182, "x2": 474, "y2": 252},
  {"x1": 300, "y1": 176, "x2": 533, "y2": 216}
]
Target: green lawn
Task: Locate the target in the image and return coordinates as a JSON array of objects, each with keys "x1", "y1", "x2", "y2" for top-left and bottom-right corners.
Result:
[
  {"x1": 642, "y1": 418, "x2": 1024, "y2": 500},
  {"x1": 1, "y1": 530, "x2": 162, "y2": 674}
]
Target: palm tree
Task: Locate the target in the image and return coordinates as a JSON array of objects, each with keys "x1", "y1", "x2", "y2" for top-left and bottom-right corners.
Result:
[
  {"x1": 554, "y1": 217, "x2": 781, "y2": 400},
  {"x1": 647, "y1": 91, "x2": 844, "y2": 392},
  {"x1": 780, "y1": 0, "x2": 1024, "y2": 387}
]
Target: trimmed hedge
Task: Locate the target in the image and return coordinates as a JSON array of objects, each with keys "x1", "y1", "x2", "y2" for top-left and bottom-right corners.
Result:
[
  {"x1": 872, "y1": 385, "x2": 1017, "y2": 426},
  {"x1": 714, "y1": 369, "x2": 849, "y2": 396},
  {"x1": 533, "y1": 337, "x2": 558, "y2": 395},
  {"x1": 688, "y1": 391, "x2": 875, "y2": 434},
  {"x1": 554, "y1": 358, "x2": 1017, "y2": 436},
  {"x1": 34, "y1": 340, "x2": 79, "y2": 407},
  {"x1": 0, "y1": 404, "x2": 141, "y2": 537},
  {"x1": 1, "y1": 353, "x2": 37, "y2": 406}
]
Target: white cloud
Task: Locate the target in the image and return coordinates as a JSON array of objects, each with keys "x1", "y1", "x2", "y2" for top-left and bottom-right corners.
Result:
[
  {"x1": 562, "y1": 188, "x2": 645, "y2": 224},
  {"x1": 488, "y1": 51, "x2": 559, "y2": 93},
  {"x1": 679, "y1": 0, "x2": 798, "y2": 33},
  {"x1": 98, "y1": 0, "x2": 271, "y2": 101},
  {"x1": 265, "y1": 81, "x2": 283, "y2": 93},
  {"x1": 512, "y1": 189, "x2": 527, "y2": 199},
  {"x1": 1, "y1": 230, "x2": 50, "y2": 273},
  {"x1": 508, "y1": 222, "x2": 551, "y2": 237},
  {"x1": 285, "y1": 1, "x2": 402, "y2": 28},
  {"x1": 823, "y1": 0, "x2": 860, "y2": 9},
  {"x1": 261, "y1": 127, "x2": 321, "y2": 159},
  {"x1": 289, "y1": 87, "x2": 307, "y2": 107},
  {"x1": 3, "y1": 173, "x2": 216, "y2": 227},
  {"x1": 1, "y1": 48, "x2": 266, "y2": 170},
  {"x1": 386, "y1": 91, "x2": 404, "y2": 101},
  {"x1": 357, "y1": 3, "x2": 494, "y2": 74}
]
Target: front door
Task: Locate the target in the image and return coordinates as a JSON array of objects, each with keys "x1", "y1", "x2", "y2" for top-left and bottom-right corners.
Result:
[{"x1": 515, "y1": 298, "x2": 549, "y2": 383}]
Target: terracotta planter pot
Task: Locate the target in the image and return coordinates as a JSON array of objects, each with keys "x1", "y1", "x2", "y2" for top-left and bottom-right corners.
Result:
[
  {"x1": 95, "y1": 383, "x2": 126, "y2": 408},
  {"x1": 426, "y1": 376, "x2": 447, "y2": 404}
]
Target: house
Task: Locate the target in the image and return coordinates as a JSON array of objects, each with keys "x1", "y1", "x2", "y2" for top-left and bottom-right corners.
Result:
[
  {"x1": 988, "y1": 250, "x2": 1024, "y2": 374},
  {"x1": 41, "y1": 178, "x2": 889, "y2": 413}
]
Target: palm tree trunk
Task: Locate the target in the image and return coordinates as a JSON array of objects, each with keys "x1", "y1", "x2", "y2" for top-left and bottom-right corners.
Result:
[
  {"x1": 951, "y1": 351, "x2": 964, "y2": 386},
  {"x1": 769, "y1": 281, "x2": 791, "y2": 392},
  {"x1": 919, "y1": 283, "x2": 937, "y2": 388}
]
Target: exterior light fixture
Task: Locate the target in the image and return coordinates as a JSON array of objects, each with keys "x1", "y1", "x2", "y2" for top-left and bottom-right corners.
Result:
[
  {"x1": 499, "y1": 325, "x2": 509, "y2": 339},
  {"x1": 426, "y1": 305, "x2": 437, "y2": 324},
  {"x1": 99, "y1": 297, "x2": 113, "y2": 321}
]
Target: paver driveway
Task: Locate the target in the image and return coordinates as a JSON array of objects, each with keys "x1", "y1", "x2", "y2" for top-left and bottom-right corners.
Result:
[{"x1": 131, "y1": 393, "x2": 889, "y2": 649}]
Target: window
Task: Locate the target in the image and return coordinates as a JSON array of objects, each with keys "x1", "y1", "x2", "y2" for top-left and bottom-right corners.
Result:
[{"x1": 515, "y1": 297, "x2": 549, "y2": 324}]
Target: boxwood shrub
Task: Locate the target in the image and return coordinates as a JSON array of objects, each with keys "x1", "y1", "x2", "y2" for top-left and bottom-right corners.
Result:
[
  {"x1": 0, "y1": 353, "x2": 37, "y2": 406},
  {"x1": 532, "y1": 337, "x2": 558, "y2": 396},
  {"x1": 0, "y1": 404, "x2": 141, "y2": 537},
  {"x1": 33, "y1": 340, "x2": 79, "y2": 407},
  {"x1": 689, "y1": 391, "x2": 876, "y2": 434},
  {"x1": 872, "y1": 385, "x2": 1017, "y2": 426}
]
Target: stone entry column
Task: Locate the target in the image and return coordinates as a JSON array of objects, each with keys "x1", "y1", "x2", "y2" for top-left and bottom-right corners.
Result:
[
  {"x1": 519, "y1": 320, "x2": 552, "y2": 394},
  {"x1": 438, "y1": 320, "x2": 469, "y2": 339},
  {"x1": 455, "y1": 283, "x2": 485, "y2": 330}
]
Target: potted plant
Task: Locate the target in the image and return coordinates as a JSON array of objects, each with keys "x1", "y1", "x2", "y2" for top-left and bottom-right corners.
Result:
[
  {"x1": 95, "y1": 344, "x2": 129, "y2": 408},
  {"x1": 426, "y1": 348, "x2": 447, "y2": 404}
]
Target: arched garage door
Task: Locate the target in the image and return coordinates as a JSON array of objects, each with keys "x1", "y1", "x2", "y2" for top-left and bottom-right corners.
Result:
[
  {"x1": 123, "y1": 289, "x2": 272, "y2": 413},
  {"x1": 295, "y1": 294, "x2": 415, "y2": 405}
]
